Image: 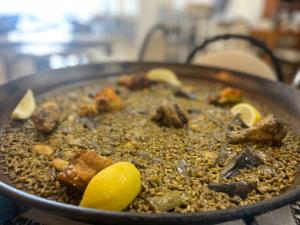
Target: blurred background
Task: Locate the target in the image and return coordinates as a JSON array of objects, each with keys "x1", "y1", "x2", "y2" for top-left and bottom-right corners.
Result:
[{"x1": 0, "y1": 0, "x2": 298, "y2": 84}]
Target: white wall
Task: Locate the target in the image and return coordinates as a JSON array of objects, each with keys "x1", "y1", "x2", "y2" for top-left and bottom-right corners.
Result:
[
  {"x1": 224, "y1": 0, "x2": 265, "y2": 25},
  {"x1": 135, "y1": 0, "x2": 161, "y2": 55}
]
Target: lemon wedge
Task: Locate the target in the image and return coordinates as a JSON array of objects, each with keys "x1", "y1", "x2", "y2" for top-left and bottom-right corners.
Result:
[
  {"x1": 11, "y1": 89, "x2": 36, "y2": 120},
  {"x1": 146, "y1": 68, "x2": 181, "y2": 87},
  {"x1": 80, "y1": 162, "x2": 141, "y2": 211},
  {"x1": 230, "y1": 103, "x2": 262, "y2": 127}
]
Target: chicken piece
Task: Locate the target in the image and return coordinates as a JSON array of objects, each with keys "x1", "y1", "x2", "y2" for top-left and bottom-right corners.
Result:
[
  {"x1": 209, "y1": 87, "x2": 243, "y2": 105},
  {"x1": 57, "y1": 150, "x2": 113, "y2": 189},
  {"x1": 228, "y1": 115, "x2": 287, "y2": 144},
  {"x1": 118, "y1": 74, "x2": 155, "y2": 90},
  {"x1": 32, "y1": 102, "x2": 60, "y2": 134},
  {"x1": 79, "y1": 87, "x2": 123, "y2": 116},
  {"x1": 94, "y1": 87, "x2": 123, "y2": 113},
  {"x1": 151, "y1": 100, "x2": 188, "y2": 128},
  {"x1": 79, "y1": 104, "x2": 97, "y2": 117}
]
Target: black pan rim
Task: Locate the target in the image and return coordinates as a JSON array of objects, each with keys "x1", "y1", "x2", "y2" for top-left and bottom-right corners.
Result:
[
  {"x1": 0, "y1": 61, "x2": 300, "y2": 224},
  {"x1": 1, "y1": 175, "x2": 300, "y2": 224},
  {"x1": 0, "y1": 60, "x2": 284, "y2": 86}
]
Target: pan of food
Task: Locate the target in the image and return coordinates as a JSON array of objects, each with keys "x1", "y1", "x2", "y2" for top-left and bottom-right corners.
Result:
[{"x1": 0, "y1": 35, "x2": 300, "y2": 225}]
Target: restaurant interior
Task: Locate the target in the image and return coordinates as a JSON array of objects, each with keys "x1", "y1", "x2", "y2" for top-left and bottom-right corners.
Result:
[
  {"x1": 0, "y1": 0, "x2": 298, "y2": 84},
  {"x1": 0, "y1": 0, "x2": 300, "y2": 225}
]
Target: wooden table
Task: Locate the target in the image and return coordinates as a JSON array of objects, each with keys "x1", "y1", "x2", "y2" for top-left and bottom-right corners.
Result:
[{"x1": 251, "y1": 28, "x2": 300, "y2": 50}]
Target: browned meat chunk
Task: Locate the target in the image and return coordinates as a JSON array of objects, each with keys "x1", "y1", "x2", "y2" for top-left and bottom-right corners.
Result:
[
  {"x1": 209, "y1": 87, "x2": 243, "y2": 105},
  {"x1": 94, "y1": 87, "x2": 123, "y2": 113},
  {"x1": 32, "y1": 102, "x2": 60, "y2": 134},
  {"x1": 118, "y1": 74, "x2": 155, "y2": 90},
  {"x1": 57, "y1": 150, "x2": 113, "y2": 189},
  {"x1": 228, "y1": 115, "x2": 287, "y2": 144},
  {"x1": 151, "y1": 100, "x2": 188, "y2": 128},
  {"x1": 79, "y1": 104, "x2": 97, "y2": 117},
  {"x1": 79, "y1": 87, "x2": 123, "y2": 116}
]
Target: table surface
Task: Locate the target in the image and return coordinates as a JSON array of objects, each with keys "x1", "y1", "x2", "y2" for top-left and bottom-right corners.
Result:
[{"x1": 1, "y1": 205, "x2": 297, "y2": 225}]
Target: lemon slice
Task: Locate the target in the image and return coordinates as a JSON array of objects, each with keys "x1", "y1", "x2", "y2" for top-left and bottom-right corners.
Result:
[
  {"x1": 231, "y1": 103, "x2": 262, "y2": 127},
  {"x1": 146, "y1": 68, "x2": 181, "y2": 87},
  {"x1": 11, "y1": 89, "x2": 36, "y2": 120},
  {"x1": 80, "y1": 162, "x2": 141, "y2": 211}
]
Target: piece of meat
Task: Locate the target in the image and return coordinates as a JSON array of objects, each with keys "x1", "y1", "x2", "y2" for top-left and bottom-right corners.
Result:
[
  {"x1": 209, "y1": 87, "x2": 243, "y2": 105},
  {"x1": 57, "y1": 150, "x2": 113, "y2": 189},
  {"x1": 94, "y1": 87, "x2": 123, "y2": 112},
  {"x1": 227, "y1": 115, "x2": 287, "y2": 144},
  {"x1": 208, "y1": 182, "x2": 256, "y2": 199},
  {"x1": 151, "y1": 100, "x2": 188, "y2": 128},
  {"x1": 79, "y1": 87, "x2": 123, "y2": 116},
  {"x1": 32, "y1": 102, "x2": 60, "y2": 134},
  {"x1": 79, "y1": 104, "x2": 97, "y2": 117},
  {"x1": 118, "y1": 74, "x2": 155, "y2": 90}
]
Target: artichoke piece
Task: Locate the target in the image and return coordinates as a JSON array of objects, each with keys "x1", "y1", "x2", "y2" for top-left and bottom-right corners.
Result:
[{"x1": 147, "y1": 191, "x2": 183, "y2": 212}]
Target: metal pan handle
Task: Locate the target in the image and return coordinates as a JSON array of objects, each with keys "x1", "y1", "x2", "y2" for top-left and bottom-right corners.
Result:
[{"x1": 185, "y1": 34, "x2": 284, "y2": 82}]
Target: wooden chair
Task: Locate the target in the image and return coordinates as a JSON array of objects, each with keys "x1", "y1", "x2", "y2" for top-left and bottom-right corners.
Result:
[{"x1": 193, "y1": 50, "x2": 277, "y2": 81}]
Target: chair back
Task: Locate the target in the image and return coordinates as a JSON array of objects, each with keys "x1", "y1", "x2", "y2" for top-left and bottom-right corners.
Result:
[{"x1": 194, "y1": 50, "x2": 277, "y2": 81}]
